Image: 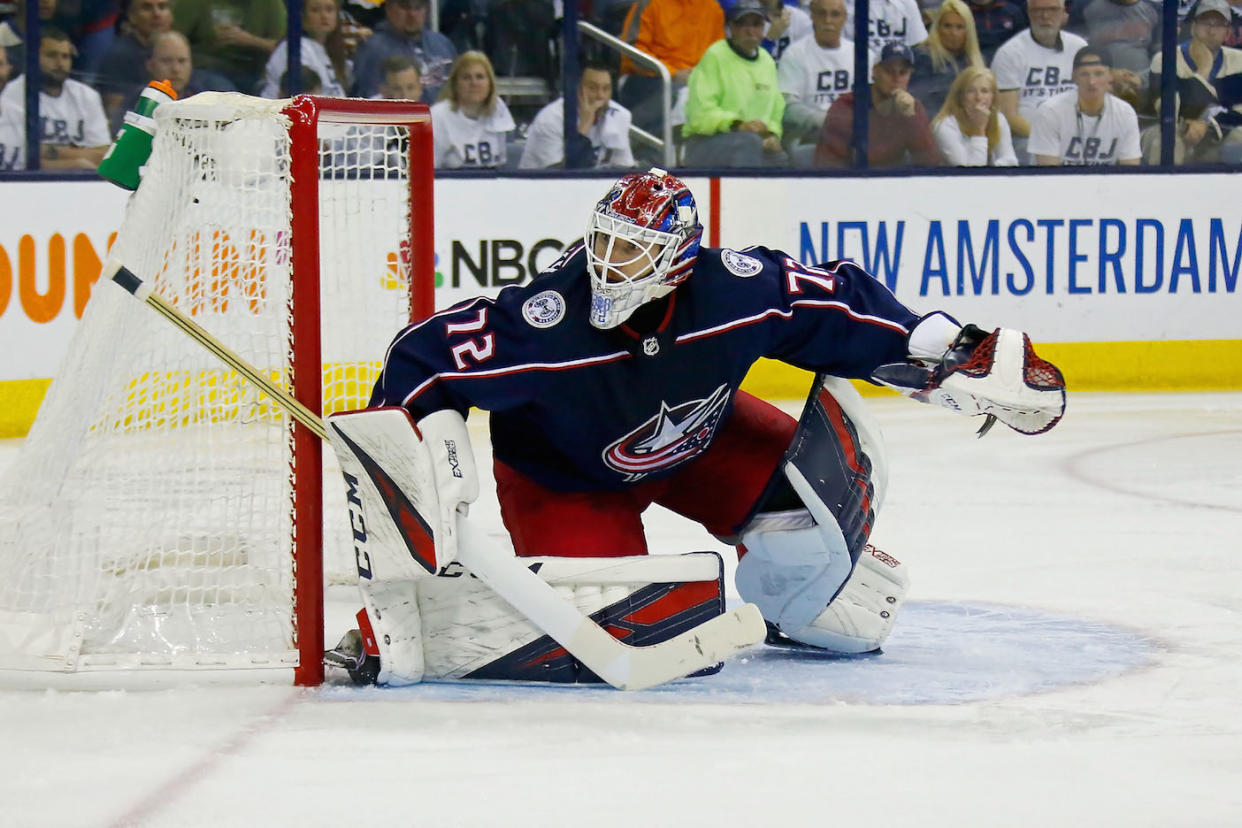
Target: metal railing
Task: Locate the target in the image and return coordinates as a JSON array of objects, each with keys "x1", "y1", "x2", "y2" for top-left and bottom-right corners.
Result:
[{"x1": 576, "y1": 20, "x2": 675, "y2": 169}]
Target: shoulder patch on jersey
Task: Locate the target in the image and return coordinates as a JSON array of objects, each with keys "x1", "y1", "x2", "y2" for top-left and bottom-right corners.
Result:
[
  {"x1": 522, "y1": 290, "x2": 566, "y2": 328},
  {"x1": 721, "y1": 249, "x2": 763, "y2": 278}
]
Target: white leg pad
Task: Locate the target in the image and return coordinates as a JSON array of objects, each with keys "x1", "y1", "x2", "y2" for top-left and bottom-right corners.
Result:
[
  {"x1": 326, "y1": 407, "x2": 480, "y2": 685},
  {"x1": 361, "y1": 580, "x2": 425, "y2": 686},
  {"x1": 418, "y1": 553, "x2": 725, "y2": 682},
  {"x1": 780, "y1": 545, "x2": 910, "y2": 653},
  {"x1": 735, "y1": 506, "x2": 853, "y2": 633}
]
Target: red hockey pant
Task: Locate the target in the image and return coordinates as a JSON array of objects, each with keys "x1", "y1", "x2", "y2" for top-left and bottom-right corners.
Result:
[{"x1": 494, "y1": 391, "x2": 797, "y2": 558}]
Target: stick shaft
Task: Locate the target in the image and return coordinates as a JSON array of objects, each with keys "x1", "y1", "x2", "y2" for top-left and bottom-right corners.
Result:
[{"x1": 109, "y1": 262, "x2": 327, "y2": 441}]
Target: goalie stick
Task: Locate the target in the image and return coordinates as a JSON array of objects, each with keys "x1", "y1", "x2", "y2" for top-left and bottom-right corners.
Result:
[{"x1": 106, "y1": 260, "x2": 766, "y2": 690}]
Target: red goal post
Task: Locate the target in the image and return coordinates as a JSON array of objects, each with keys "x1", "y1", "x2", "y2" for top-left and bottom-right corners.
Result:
[{"x1": 286, "y1": 96, "x2": 435, "y2": 685}]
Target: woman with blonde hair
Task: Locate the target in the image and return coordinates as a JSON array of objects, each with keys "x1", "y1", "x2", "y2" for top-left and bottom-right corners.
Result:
[
  {"x1": 931, "y1": 65, "x2": 1017, "y2": 166},
  {"x1": 430, "y1": 51, "x2": 516, "y2": 169},
  {"x1": 910, "y1": 0, "x2": 984, "y2": 116}
]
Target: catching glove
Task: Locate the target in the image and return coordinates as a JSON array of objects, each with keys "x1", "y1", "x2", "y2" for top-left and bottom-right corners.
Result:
[{"x1": 873, "y1": 324, "x2": 1066, "y2": 436}]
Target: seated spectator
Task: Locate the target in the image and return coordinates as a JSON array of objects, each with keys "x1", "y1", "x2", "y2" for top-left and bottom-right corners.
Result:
[
  {"x1": 911, "y1": 0, "x2": 985, "y2": 117},
  {"x1": 1180, "y1": 0, "x2": 1242, "y2": 46},
  {"x1": 966, "y1": 0, "x2": 1027, "y2": 63},
  {"x1": 261, "y1": 0, "x2": 349, "y2": 98},
  {"x1": 377, "y1": 55, "x2": 422, "y2": 100},
  {"x1": 1081, "y1": 0, "x2": 1160, "y2": 81},
  {"x1": 519, "y1": 58, "x2": 636, "y2": 169},
  {"x1": 96, "y1": 0, "x2": 173, "y2": 128},
  {"x1": 9, "y1": 0, "x2": 116, "y2": 73},
  {"x1": 117, "y1": 30, "x2": 233, "y2": 130},
  {"x1": 932, "y1": 65, "x2": 1018, "y2": 163},
  {"x1": 845, "y1": 0, "x2": 929, "y2": 55},
  {"x1": 758, "y1": 0, "x2": 812, "y2": 63},
  {"x1": 280, "y1": 66, "x2": 324, "y2": 97},
  {"x1": 351, "y1": 0, "x2": 456, "y2": 102},
  {"x1": 1143, "y1": 0, "x2": 1242, "y2": 163},
  {"x1": 814, "y1": 41, "x2": 943, "y2": 167},
  {"x1": 617, "y1": 0, "x2": 725, "y2": 136},
  {"x1": 0, "y1": 27, "x2": 109, "y2": 169},
  {"x1": 992, "y1": 0, "x2": 1088, "y2": 162},
  {"x1": 50, "y1": 0, "x2": 120, "y2": 75},
  {"x1": 334, "y1": 59, "x2": 414, "y2": 172},
  {"x1": 0, "y1": 43, "x2": 22, "y2": 170},
  {"x1": 1030, "y1": 44, "x2": 1141, "y2": 164},
  {"x1": 682, "y1": 0, "x2": 786, "y2": 167},
  {"x1": 173, "y1": 0, "x2": 286, "y2": 94},
  {"x1": 778, "y1": 0, "x2": 864, "y2": 160},
  {"x1": 430, "y1": 50, "x2": 514, "y2": 168}
]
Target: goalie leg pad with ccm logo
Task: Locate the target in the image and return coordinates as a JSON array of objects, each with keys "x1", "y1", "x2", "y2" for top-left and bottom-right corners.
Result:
[
  {"x1": 325, "y1": 407, "x2": 481, "y2": 685},
  {"x1": 418, "y1": 552, "x2": 728, "y2": 684}
]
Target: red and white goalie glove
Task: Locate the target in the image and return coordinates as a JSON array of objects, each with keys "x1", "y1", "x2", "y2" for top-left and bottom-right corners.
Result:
[{"x1": 873, "y1": 323, "x2": 1067, "y2": 436}]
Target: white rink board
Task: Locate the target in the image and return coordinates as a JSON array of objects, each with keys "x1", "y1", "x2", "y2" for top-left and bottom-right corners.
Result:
[
  {"x1": 721, "y1": 174, "x2": 1240, "y2": 342},
  {"x1": 1, "y1": 173, "x2": 1238, "y2": 382}
]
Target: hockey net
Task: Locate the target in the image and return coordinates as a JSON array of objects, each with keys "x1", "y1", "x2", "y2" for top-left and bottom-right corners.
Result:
[{"x1": 0, "y1": 94, "x2": 434, "y2": 684}]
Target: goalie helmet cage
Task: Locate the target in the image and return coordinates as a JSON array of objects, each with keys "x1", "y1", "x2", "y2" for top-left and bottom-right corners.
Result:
[{"x1": 0, "y1": 94, "x2": 434, "y2": 686}]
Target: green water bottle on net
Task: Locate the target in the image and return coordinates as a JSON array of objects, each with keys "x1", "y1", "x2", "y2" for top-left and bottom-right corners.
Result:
[{"x1": 98, "y1": 79, "x2": 178, "y2": 190}]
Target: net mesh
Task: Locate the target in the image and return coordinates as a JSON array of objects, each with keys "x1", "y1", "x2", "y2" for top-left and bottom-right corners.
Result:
[{"x1": 0, "y1": 94, "x2": 418, "y2": 672}]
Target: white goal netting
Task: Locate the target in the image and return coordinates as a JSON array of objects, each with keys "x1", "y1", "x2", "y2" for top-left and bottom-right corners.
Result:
[{"x1": 0, "y1": 93, "x2": 424, "y2": 674}]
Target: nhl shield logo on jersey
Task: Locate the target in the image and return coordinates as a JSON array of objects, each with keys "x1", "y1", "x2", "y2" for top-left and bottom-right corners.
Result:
[
  {"x1": 602, "y1": 385, "x2": 731, "y2": 480},
  {"x1": 721, "y1": 249, "x2": 763, "y2": 278},
  {"x1": 522, "y1": 290, "x2": 566, "y2": 328}
]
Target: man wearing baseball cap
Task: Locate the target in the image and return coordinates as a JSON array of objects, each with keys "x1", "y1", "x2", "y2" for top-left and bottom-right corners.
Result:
[
  {"x1": 1029, "y1": 44, "x2": 1141, "y2": 165},
  {"x1": 1144, "y1": 0, "x2": 1242, "y2": 163},
  {"x1": 813, "y1": 42, "x2": 943, "y2": 167},
  {"x1": 682, "y1": 0, "x2": 788, "y2": 167}
]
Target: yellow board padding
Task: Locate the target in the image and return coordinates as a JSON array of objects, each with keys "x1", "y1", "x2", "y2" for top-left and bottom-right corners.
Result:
[
  {"x1": 0, "y1": 362, "x2": 384, "y2": 440},
  {"x1": 3, "y1": 342, "x2": 1239, "y2": 439},
  {"x1": 0, "y1": 379, "x2": 52, "y2": 439},
  {"x1": 740, "y1": 339, "x2": 1242, "y2": 398}
]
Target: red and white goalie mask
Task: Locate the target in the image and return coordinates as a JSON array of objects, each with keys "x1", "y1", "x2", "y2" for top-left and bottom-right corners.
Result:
[{"x1": 585, "y1": 167, "x2": 703, "y2": 329}]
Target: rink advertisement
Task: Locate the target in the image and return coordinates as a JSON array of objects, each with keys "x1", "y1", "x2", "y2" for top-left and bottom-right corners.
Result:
[{"x1": 1, "y1": 173, "x2": 1239, "y2": 435}]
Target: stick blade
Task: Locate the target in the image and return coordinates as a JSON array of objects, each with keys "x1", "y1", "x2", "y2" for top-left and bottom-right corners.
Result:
[{"x1": 609, "y1": 602, "x2": 767, "y2": 691}]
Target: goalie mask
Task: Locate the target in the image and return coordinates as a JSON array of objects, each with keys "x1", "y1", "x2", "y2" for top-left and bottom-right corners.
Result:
[{"x1": 585, "y1": 168, "x2": 703, "y2": 329}]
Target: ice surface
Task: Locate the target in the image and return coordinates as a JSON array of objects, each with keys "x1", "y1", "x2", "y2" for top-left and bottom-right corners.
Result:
[{"x1": 1, "y1": 392, "x2": 1240, "y2": 827}]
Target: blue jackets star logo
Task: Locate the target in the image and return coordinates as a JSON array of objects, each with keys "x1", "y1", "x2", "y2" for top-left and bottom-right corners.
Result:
[{"x1": 602, "y1": 385, "x2": 732, "y2": 479}]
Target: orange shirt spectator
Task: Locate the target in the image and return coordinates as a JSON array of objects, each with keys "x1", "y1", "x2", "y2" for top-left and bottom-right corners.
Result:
[{"x1": 620, "y1": 0, "x2": 725, "y2": 80}]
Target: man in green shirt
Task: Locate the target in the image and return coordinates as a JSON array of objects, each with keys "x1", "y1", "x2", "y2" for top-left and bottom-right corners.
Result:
[
  {"x1": 683, "y1": 0, "x2": 787, "y2": 167},
  {"x1": 173, "y1": 0, "x2": 286, "y2": 94}
]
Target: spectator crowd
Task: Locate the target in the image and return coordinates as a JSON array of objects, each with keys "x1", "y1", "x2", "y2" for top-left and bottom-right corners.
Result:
[{"x1": 0, "y1": 0, "x2": 1239, "y2": 171}]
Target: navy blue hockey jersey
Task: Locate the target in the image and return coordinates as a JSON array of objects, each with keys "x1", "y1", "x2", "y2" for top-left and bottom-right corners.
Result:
[{"x1": 371, "y1": 245, "x2": 922, "y2": 492}]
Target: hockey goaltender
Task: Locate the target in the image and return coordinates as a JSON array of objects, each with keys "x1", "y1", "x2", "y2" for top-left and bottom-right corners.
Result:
[{"x1": 323, "y1": 168, "x2": 1067, "y2": 690}]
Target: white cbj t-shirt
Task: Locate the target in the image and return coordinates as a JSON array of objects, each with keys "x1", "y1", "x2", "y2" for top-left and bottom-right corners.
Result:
[
  {"x1": 1027, "y1": 90, "x2": 1141, "y2": 165},
  {"x1": 778, "y1": 36, "x2": 873, "y2": 118},
  {"x1": 519, "y1": 98, "x2": 635, "y2": 169},
  {"x1": 430, "y1": 98, "x2": 516, "y2": 169},
  {"x1": 0, "y1": 76, "x2": 110, "y2": 147},
  {"x1": 261, "y1": 38, "x2": 347, "y2": 97},
  {"x1": 844, "y1": 0, "x2": 928, "y2": 55},
  {"x1": 0, "y1": 104, "x2": 26, "y2": 170},
  {"x1": 991, "y1": 29, "x2": 1088, "y2": 121}
]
